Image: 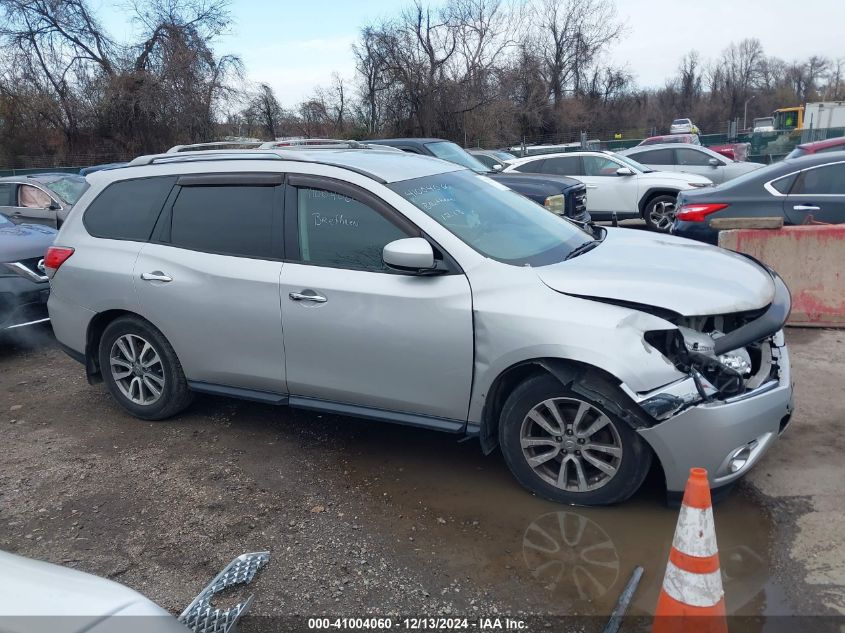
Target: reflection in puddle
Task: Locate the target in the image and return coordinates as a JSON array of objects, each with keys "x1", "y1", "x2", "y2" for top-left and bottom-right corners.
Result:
[{"x1": 523, "y1": 512, "x2": 620, "y2": 601}]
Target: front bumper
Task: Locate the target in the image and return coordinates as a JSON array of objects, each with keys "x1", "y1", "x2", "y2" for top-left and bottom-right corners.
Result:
[
  {"x1": 637, "y1": 336, "x2": 792, "y2": 493},
  {"x1": 0, "y1": 276, "x2": 50, "y2": 331}
]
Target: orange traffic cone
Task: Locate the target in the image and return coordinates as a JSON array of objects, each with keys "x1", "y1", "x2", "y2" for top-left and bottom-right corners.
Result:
[{"x1": 653, "y1": 468, "x2": 728, "y2": 633}]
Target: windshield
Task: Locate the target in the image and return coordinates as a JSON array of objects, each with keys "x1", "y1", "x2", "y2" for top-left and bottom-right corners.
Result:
[
  {"x1": 425, "y1": 141, "x2": 491, "y2": 173},
  {"x1": 672, "y1": 119, "x2": 689, "y2": 125},
  {"x1": 492, "y1": 150, "x2": 517, "y2": 161},
  {"x1": 613, "y1": 153, "x2": 652, "y2": 173},
  {"x1": 388, "y1": 170, "x2": 593, "y2": 266},
  {"x1": 40, "y1": 175, "x2": 88, "y2": 205},
  {"x1": 753, "y1": 118, "x2": 774, "y2": 127},
  {"x1": 785, "y1": 147, "x2": 806, "y2": 160}
]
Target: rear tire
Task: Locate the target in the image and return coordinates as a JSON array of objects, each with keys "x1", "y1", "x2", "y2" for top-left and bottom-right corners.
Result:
[
  {"x1": 98, "y1": 316, "x2": 193, "y2": 420},
  {"x1": 499, "y1": 373, "x2": 651, "y2": 505},
  {"x1": 643, "y1": 194, "x2": 677, "y2": 233}
]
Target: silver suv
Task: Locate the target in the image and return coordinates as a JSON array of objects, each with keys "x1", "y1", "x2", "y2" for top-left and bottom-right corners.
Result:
[{"x1": 47, "y1": 147, "x2": 793, "y2": 505}]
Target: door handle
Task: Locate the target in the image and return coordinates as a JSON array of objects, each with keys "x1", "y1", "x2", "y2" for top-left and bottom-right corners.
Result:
[
  {"x1": 793, "y1": 204, "x2": 820, "y2": 212},
  {"x1": 289, "y1": 291, "x2": 327, "y2": 303},
  {"x1": 141, "y1": 271, "x2": 172, "y2": 282}
]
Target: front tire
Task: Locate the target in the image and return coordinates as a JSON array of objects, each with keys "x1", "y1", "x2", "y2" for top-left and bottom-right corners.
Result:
[
  {"x1": 643, "y1": 194, "x2": 677, "y2": 233},
  {"x1": 99, "y1": 316, "x2": 193, "y2": 420},
  {"x1": 499, "y1": 374, "x2": 651, "y2": 505}
]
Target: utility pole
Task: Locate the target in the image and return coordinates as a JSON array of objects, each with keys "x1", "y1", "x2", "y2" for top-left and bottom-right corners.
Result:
[{"x1": 743, "y1": 95, "x2": 757, "y2": 130}]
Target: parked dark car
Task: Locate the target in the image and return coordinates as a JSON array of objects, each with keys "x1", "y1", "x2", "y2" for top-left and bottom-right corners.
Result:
[
  {"x1": 469, "y1": 149, "x2": 518, "y2": 171},
  {"x1": 0, "y1": 173, "x2": 88, "y2": 227},
  {"x1": 368, "y1": 139, "x2": 589, "y2": 222},
  {"x1": 673, "y1": 151, "x2": 845, "y2": 243},
  {"x1": 0, "y1": 212, "x2": 56, "y2": 334}
]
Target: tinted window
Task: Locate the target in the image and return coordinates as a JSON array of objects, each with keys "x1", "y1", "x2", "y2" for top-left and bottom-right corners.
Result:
[
  {"x1": 296, "y1": 187, "x2": 409, "y2": 271},
  {"x1": 85, "y1": 177, "x2": 176, "y2": 241},
  {"x1": 542, "y1": 156, "x2": 584, "y2": 176},
  {"x1": 792, "y1": 164, "x2": 845, "y2": 195},
  {"x1": 0, "y1": 183, "x2": 13, "y2": 206},
  {"x1": 169, "y1": 185, "x2": 275, "y2": 257},
  {"x1": 634, "y1": 149, "x2": 674, "y2": 165},
  {"x1": 677, "y1": 148, "x2": 714, "y2": 166},
  {"x1": 583, "y1": 155, "x2": 622, "y2": 176},
  {"x1": 513, "y1": 159, "x2": 545, "y2": 173},
  {"x1": 425, "y1": 141, "x2": 490, "y2": 172}
]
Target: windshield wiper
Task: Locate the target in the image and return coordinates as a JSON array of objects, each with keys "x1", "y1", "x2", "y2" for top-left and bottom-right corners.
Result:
[{"x1": 565, "y1": 239, "x2": 601, "y2": 260}]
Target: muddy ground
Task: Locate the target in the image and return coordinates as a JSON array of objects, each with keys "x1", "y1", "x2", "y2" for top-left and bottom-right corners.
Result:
[{"x1": 1, "y1": 325, "x2": 843, "y2": 631}]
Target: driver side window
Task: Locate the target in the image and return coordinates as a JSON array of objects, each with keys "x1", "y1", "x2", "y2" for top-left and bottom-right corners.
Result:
[
  {"x1": 583, "y1": 155, "x2": 622, "y2": 177},
  {"x1": 18, "y1": 184, "x2": 53, "y2": 208}
]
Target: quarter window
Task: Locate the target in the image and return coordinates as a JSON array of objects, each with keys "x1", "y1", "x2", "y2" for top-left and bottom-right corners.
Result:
[
  {"x1": 791, "y1": 164, "x2": 845, "y2": 195},
  {"x1": 84, "y1": 177, "x2": 176, "y2": 241},
  {"x1": 296, "y1": 187, "x2": 409, "y2": 271},
  {"x1": 169, "y1": 184, "x2": 276, "y2": 258},
  {"x1": 769, "y1": 173, "x2": 797, "y2": 195},
  {"x1": 513, "y1": 159, "x2": 545, "y2": 173}
]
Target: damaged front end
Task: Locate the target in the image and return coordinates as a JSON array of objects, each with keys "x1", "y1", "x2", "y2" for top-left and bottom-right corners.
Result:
[{"x1": 639, "y1": 271, "x2": 791, "y2": 421}]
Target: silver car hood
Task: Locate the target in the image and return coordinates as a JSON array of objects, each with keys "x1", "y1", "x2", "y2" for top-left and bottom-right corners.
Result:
[{"x1": 535, "y1": 228, "x2": 775, "y2": 316}]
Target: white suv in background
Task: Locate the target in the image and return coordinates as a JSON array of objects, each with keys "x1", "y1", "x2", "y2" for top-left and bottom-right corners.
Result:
[{"x1": 503, "y1": 151, "x2": 712, "y2": 232}]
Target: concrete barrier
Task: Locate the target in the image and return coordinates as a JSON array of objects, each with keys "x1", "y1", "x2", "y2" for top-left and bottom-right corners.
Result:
[{"x1": 719, "y1": 225, "x2": 845, "y2": 327}]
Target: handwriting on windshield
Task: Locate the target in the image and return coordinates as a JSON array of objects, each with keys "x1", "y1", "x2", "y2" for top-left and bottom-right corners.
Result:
[{"x1": 312, "y1": 213, "x2": 359, "y2": 228}]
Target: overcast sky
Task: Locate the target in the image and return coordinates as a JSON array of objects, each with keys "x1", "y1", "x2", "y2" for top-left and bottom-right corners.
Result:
[{"x1": 100, "y1": 0, "x2": 844, "y2": 107}]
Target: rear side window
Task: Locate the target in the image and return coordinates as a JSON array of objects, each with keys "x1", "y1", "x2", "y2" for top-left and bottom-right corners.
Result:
[
  {"x1": 791, "y1": 163, "x2": 845, "y2": 195},
  {"x1": 542, "y1": 156, "x2": 584, "y2": 176},
  {"x1": 633, "y1": 149, "x2": 673, "y2": 165},
  {"x1": 0, "y1": 183, "x2": 13, "y2": 206},
  {"x1": 84, "y1": 177, "x2": 176, "y2": 241},
  {"x1": 513, "y1": 159, "x2": 545, "y2": 173},
  {"x1": 168, "y1": 185, "x2": 276, "y2": 258},
  {"x1": 677, "y1": 148, "x2": 714, "y2": 166}
]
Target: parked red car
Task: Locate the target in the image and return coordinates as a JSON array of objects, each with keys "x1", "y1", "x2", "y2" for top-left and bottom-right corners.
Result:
[{"x1": 786, "y1": 136, "x2": 845, "y2": 159}]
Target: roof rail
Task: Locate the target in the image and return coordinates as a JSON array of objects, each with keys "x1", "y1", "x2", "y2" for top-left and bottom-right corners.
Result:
[
  {"x1": 127, "y1": 149, "x2": 293, "y2": 167},
  {"x1": 167, "y1": 140, "x2": 265, "y2": 153},
  {"x1": 258, "y1": 139, "x2": 402, "y2": 152}
]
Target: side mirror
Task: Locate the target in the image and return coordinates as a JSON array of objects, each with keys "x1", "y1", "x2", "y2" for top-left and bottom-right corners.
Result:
[
  {"x1": 48, "y1": 202, "x2": 61, "y2": 211},
  {"x1": 492, "y1": 163, "x2": 503, "y2": 171},
  {"x1": 616, "y1": 167, "x2": 633, "y2": 176},
  {"x1": 383, "y1": 238, "x2": 435, "y2": 273},
  {"x1": 708, "y1": 158, "x2": 720, "y2": 167}
]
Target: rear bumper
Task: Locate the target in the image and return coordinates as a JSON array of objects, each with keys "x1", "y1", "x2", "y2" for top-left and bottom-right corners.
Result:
[
  {"x1": 671, "y1": 220, "x2": 719, "y2": 244},
  {"x1": 47, "y1": 290, "x2": 96, "y2": 356},
  {"x1": 637, "y1": 339, "x2": 792, "y2": 493}
]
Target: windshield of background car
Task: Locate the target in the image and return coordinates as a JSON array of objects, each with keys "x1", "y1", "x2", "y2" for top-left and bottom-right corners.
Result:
[
  {"x1": 41, "y1": 176, "x2": 88, "y2": 205},
  {"x1": 492, "y1": 151, "x2": 517, "y2": 161},
  {"x1": 672, "y1": 119, "x2": 689, "y2": 125},
  {"x1": 389, "y1": 170, "x2": 593, "y2": 267},
  {"x1": 425, "y1": 141, "x2": 491, "y2": 173},
  {"x1": 785, "y1": 147, "x2": 806, "y2": 159}
]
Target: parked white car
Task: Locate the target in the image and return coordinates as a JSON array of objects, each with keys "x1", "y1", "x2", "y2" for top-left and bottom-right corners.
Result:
[
  {"x1": 669, "y1": 118, "x2": 700, "y2": 135},
  {"x1": 503, "y1": 151, "x2": 712, "y2": 232},
  {"x1": 618, "y1": 144, "x2": 764, "y2": 185}
]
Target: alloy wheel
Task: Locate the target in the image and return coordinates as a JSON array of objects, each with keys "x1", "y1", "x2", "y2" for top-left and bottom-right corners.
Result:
[
  {"x1": 519, "y1": 398, "x2": 623, "y2": 493},
  {"x1": 649, "y1": 200, "x2": 676, "y2": 231},
  {"x1": 109, "y1": 334, "x2": 165, "y2": 406}
]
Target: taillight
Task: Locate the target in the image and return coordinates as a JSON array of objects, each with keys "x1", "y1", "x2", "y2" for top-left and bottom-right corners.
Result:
[
  {"x1": 44, "y1": 246, "x2": 74, "y2": 278},
  {"x1": 675, "y1": 203, "x2": 729, "y2": 223}
]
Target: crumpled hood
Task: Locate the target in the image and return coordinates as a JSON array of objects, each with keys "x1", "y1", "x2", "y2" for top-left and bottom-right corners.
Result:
[
  {"x1": 0, "y1": 221, "x2": 56, "y2": 262},
  {"x1": 535, "y1": 228, "x2": 775, "y2": 316}
]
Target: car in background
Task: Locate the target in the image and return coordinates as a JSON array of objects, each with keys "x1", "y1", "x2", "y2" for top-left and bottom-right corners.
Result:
[
  {"x1": 785, "y1": 136, "x2": 845, "y2": 159},
  {"x1": 0, "y1": 212, "x2": 55, "y2": 334},
  {"x1": 503, "y1": 150, "x2": 712, "y2": 232},
  {"x1": 672, "y1": 151, "x2": 845, "y2": 243},
  {"x1": 0, "y1": 173, "x2": 88, "y2": 227},
  {"x1": 752, "y1": 117, "x2": 776, "y2": 133},
  {"x1": 669, "y1": 119, "x2": 700, "y2": 135},
  {"x1": 369, "y1": 138, "x2": 589, "y2": 223},
  {"x1": 619, "y1": 143, "x2": 763, "y2": 185},
  {"x1": 469, "y1": 149, "x2": 518, "y2": 171},
  {"x1": 48, "y1": 146, "x2": 792, "y2": 505},
  {"x1": 639, "y1": 133, "x2": 701, "y2": 146}
]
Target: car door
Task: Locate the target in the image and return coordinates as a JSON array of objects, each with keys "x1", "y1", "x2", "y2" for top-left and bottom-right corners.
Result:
[
  {"x1": 279, "y1": 174, "x2": 474, "y2": 425},
  {"x1": 133, "y1": 173, "x2": 287, "y2": 395},
  {"x1": 1, "y1": 182, "x2": 60, "y2": 227},
  {"x1": 783, "y1": 161, "x2": 845, "y2": 225},
  {"x1": 580, "y1": 154, "x2": 640, "y2": 216},
  {"x1": 676, "y1": 147, "x2": 725, "y2": 184}
]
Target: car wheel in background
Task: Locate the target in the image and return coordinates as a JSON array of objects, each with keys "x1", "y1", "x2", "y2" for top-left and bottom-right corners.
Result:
[
  {"x1": 499, "y1": 374, "x2": 652, "y2": 505},
  {"x1": 99, "y1": 315, "x2": 193, "y2": 420},
  {"x1": 644, "y1": 194, "x2": 678, "y2": 233}
]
